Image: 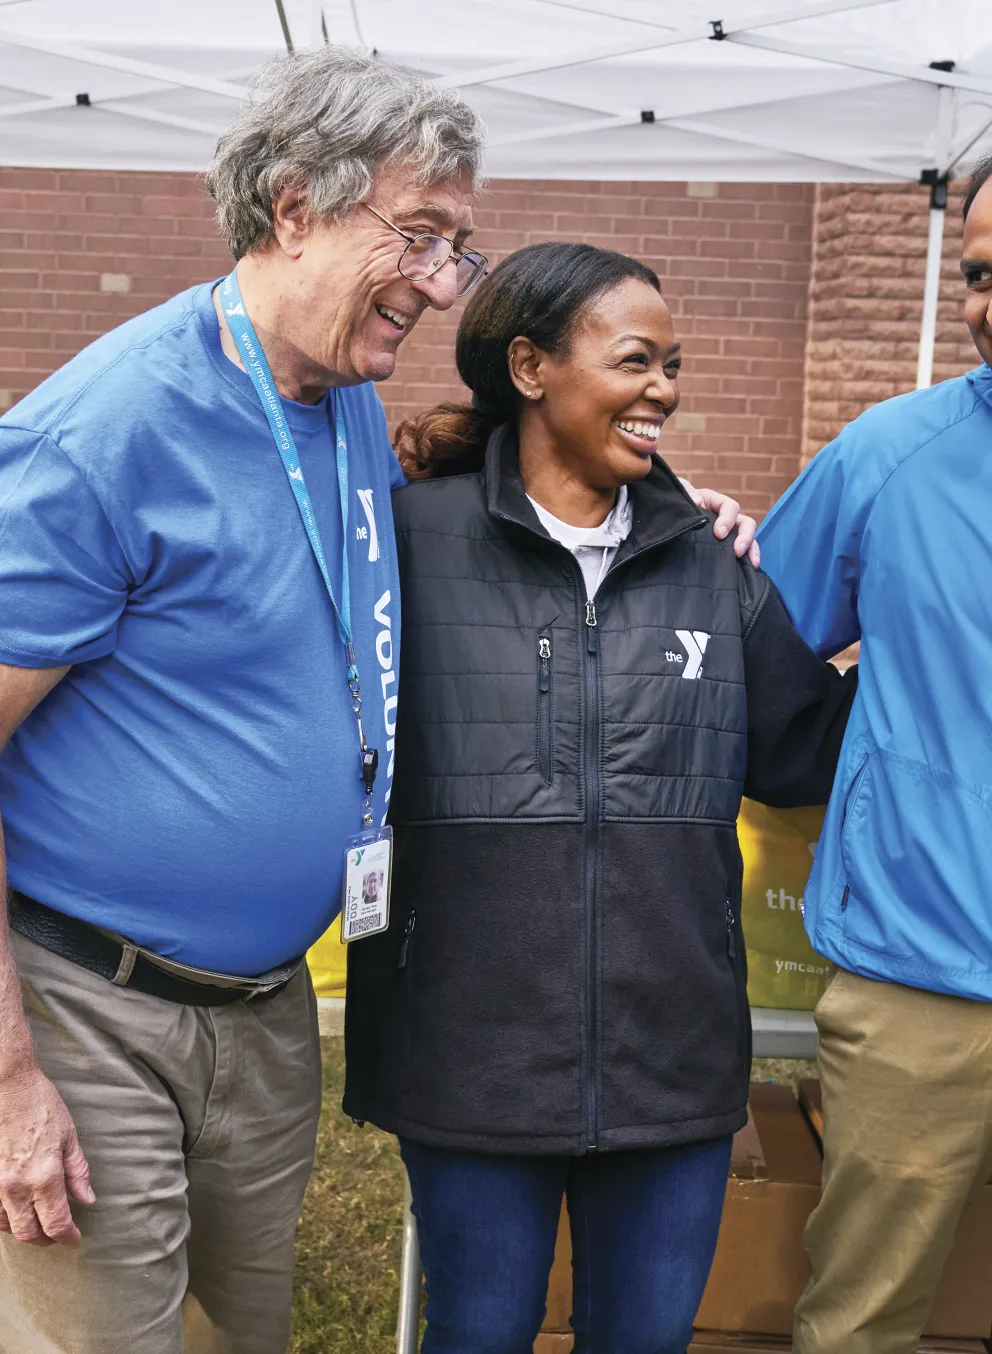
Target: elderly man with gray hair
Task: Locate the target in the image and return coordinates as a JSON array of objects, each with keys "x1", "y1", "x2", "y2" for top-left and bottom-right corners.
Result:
[
  {"x1": 0, "y1": 47, "x2": 484, "y2": 1354},
  {"x1": 0, "y1": 45, "x2": 755, "y2": 1354}
]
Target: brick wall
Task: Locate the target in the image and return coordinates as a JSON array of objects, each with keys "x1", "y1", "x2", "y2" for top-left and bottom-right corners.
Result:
[
  {"x1": 0, "y1": 168, "x2": 813, "y2": 518},
  {"x1": 3, "y1": 167, "x2": 983, "y2": 517},
  {"x1": 801, "y1": 179, "x2": 977, "y2": 464},
  {"x1": 0, "y1": 168, "x2": 232, "y2": 412}
]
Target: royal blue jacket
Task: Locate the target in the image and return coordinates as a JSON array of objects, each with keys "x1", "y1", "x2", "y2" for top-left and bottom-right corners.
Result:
[{"x1": 759, "y1": 365, "x2": 992, "y2": 1002}]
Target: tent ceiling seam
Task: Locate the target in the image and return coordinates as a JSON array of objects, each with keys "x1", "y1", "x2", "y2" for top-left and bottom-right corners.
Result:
[
  {"x1": 729, "y1": 32, "x2": 992, "y2": 97},
  {"x1": 0, "y1": 27, "x2": 246, "y2": 100},
  {"x1": 434, "y1": 0, "x2": 893, "y2": 90}
]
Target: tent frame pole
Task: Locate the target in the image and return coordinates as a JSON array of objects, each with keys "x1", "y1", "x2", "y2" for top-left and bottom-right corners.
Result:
[
  {"x1": 917, "y1": 181, "x2": 947, "y2": 390},
  {"x1": 917, "y1": 84, "x2": 956, "y2": 390}
]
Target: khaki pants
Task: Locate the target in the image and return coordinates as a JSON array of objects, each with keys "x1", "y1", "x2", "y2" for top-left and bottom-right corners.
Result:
[
  {"x1": 0, "y1": 932, "x2": 323, "y2": 1354},
  {"x1": 794, "y1": 966, "x2": 992, "y2": 1354}
]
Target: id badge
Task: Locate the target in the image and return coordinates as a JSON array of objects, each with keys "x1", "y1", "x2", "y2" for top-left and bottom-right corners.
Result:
[{"x1": 341, "y1": 826, "x2": 393, "y2": 943}]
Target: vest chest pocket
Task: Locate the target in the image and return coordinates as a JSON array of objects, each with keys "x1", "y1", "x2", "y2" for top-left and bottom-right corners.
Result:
[{"x1": 537, "y1": 629, "x2": 553, "y2": 784}]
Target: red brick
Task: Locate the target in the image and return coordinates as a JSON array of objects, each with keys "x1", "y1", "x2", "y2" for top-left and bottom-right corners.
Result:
[{"x1": 0, "y1": 168, "x2": 826, "y2": 518}]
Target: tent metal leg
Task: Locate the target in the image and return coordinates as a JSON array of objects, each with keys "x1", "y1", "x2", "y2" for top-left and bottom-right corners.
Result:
[
  {"x1": 916, "y1": 201, "x2": 946, "y2": 389},
  {"x1": 396, "y1": 1173, "x2": 421, "y2": 1354},
  {"x1": 917, "y1": 83, "x2": 956, "y2": 390}
]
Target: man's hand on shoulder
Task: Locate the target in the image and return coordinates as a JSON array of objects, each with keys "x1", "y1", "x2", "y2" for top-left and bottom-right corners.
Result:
[
  {"x1": 0, "y1": 1062, "x2": 95, "y2": 1246},
  {"x1": 679, "y1": 478, "x2": 760, "y2": 568}
]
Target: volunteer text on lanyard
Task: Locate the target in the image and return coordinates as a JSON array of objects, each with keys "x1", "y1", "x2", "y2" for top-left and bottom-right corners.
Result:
[{"x1": 220, "y1": 270, "x2": 392, "y2": 943}]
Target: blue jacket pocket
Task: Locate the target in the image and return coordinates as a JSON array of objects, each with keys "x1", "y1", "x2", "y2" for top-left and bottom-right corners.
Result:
[{"x1": 839, "y1": 747, "x2": 992, "y2": 976}]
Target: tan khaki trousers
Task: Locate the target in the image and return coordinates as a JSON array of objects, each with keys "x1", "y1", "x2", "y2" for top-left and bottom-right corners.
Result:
[
  {"x1": 0, "y1": 932, "x2": 323, "y2": 1354},
  {"x1": 793, "y1": 966, "x2": 992, "y2": 1354}
]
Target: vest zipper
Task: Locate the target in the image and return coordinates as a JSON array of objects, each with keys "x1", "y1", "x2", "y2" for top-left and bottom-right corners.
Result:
[
  {"x1": 538, "y1": 632, "x2": 553, "y2": 784},
  {"x1": 583, "y1": 593, "x2": 600, "y2": 1152},
  {"x1": 497, "y1": 511, "x2": 706, "y2": 1156}
]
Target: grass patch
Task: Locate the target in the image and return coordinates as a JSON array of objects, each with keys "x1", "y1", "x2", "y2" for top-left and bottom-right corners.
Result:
[
  {"x1": 291, "y1": 1043, "x2": 819, "y2": 1352},
  {"x1": 752, "y1": 1055, "x2": 817, "y2": 1089},
  {"x1": 290, "y1": 1038, "x2": 407, "y2": 1354}
]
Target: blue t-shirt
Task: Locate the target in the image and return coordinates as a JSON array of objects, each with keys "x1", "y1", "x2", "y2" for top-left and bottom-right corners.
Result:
[{"x1": 0, "y1": 281, "x2": 403, "y2": 975}]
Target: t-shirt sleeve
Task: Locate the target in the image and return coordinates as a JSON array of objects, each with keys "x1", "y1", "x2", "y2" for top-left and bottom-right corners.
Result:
[
  {"x1": 757, "y1": 419, "x2": 883, "y2": 658},
  {"x1": 388, "y1": 447, "x2": 407, "y2": 490},
  {"x1": 0, "y1": 427, "x2": 130, "y2": 667}
]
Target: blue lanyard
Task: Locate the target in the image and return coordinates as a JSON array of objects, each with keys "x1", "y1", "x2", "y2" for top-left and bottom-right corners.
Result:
[{"x1": 220, "y1": 269, "x2": 378, "y2": 819}]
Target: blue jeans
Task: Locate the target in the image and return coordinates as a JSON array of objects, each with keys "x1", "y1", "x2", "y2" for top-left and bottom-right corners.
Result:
[{"x1": 400, "y1": 1135, "x2": 733, "y2": 1354}]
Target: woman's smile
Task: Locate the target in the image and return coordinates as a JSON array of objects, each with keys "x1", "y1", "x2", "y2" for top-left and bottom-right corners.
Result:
[{"x1": 612, "y1": 415, "x2": 665, "y2": 454}]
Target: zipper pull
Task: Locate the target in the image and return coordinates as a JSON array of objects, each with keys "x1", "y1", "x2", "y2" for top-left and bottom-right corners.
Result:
[
  {"x1": 397, "y1": 909, "x2": 416, "y2": 969},
  {"x1": 539, "y1": 635, "x2": 551, "y2": 693},
  {"x1": 840, "y1": 884, "x2": 850, "y2": 912},
  {"x1": 585, "y1": 599, "x2": 598, "y2": 653},
  {"x1": 725, "y1": 900, "x2": 737, "y2": 959}
]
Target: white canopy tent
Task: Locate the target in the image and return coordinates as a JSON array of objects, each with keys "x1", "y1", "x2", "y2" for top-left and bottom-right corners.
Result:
[{"x1": 0, "y1": 0, "x2": 991, "y2": 384}]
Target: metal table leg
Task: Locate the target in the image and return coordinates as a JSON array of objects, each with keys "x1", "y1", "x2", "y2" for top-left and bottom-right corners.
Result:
[{"x1": 396, "y1": 1172, "x2": 421, "y2": 1354}]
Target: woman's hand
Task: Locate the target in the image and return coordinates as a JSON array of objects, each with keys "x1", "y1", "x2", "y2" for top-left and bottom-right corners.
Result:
[{"x1": 679, "y1": 479, "x2": 760, "y2": 567}]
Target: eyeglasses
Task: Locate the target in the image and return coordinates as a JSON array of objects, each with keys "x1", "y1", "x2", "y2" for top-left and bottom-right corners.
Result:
[{"x1": 364, "y1": 204, "x2": 488, "y2": 298}]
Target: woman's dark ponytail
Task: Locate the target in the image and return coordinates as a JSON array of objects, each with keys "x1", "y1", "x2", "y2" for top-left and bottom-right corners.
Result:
[
  {"x1": 393, "y1": 242, "x2": 661, "y2": 480},
  {"x1": 393, "y1": 402, "x2": 494, "y2": 481}
]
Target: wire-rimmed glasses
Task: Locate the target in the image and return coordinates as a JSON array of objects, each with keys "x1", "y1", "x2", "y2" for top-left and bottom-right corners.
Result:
[{"x1": 364, "y1": 204, "x2": 488, "y2": 298}]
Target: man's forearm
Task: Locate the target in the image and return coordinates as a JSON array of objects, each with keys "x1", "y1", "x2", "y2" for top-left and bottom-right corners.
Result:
[{"x1": 0, "y1": 824, "x2": 36, "y2": 1082}]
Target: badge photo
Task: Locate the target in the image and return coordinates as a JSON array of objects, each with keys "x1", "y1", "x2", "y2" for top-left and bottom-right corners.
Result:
[{"x1": 341, "y1": 827, "x2": 393, "y2": 943}]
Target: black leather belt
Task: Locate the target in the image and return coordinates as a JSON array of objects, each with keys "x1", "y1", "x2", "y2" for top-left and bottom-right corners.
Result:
[{"x1": 7, "y1": 891, "x2": 301, "y2": 1007}]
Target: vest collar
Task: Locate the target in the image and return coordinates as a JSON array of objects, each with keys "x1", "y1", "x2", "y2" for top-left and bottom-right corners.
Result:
[{"x1": 484, "y1": 422, "x2": 708, "y2": 557}]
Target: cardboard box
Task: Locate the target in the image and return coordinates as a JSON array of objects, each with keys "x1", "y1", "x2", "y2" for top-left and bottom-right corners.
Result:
[
  {"x1": 689, "y1": 1337, "x2": 985, "y2": 1353},
  {"x1": 798, "y1": 1078, "x2": 992, "y2": 1340},
  {"x1": 796, "y1": 1078, "x2": 823, "y2": 1141},
  {"x1": 690, "y1": 1337, "x2": 791, "y2": 1352},
  {"x1": 533, "y1": 1337, "x2": 573, "y2": 1354},
  {"x1": 694, "y1": 1084, "x2": 822, "y2": 1336},
  {"x1": 544, "y1": 1201, "x2": 571, "y2": 1333},
  {"x1": 540, "y1": 1087, "x2": 816, "y2": 1340},
  {"x1": 541, "y1": 1082, "x2": 992, "y2": 1344},
  {"x1": 536, "y1": 1333, "x2": 988, "y2": 1353}
]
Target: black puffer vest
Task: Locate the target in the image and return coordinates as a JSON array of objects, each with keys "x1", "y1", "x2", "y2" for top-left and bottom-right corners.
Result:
[{"x1": 344, "y1": 428, "x2": 771, "y2": 1155}]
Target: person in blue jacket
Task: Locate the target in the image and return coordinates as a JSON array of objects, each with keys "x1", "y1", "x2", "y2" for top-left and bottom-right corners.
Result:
[{"x1": 758, "y1": 150, "x2": 992, "y2": 1354}]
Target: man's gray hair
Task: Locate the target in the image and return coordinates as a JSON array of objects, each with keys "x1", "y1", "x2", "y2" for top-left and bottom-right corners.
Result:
[{"x1": 206, "y1": 47, "x2": 486, "y2": 259}]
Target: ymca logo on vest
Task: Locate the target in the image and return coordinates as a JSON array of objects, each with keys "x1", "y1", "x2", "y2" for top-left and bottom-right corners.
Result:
[
  {"x1": 663, "y1": 630, "x2": 710, "y2": 678},
  {"x1": 356, "y1": 489, "x2": 380, "y2": 563}
]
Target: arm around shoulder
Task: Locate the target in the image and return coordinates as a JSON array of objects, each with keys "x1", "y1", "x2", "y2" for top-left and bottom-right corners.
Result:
[{"x1": 739, "y1": 565, "x2": 858, "y2": 808}]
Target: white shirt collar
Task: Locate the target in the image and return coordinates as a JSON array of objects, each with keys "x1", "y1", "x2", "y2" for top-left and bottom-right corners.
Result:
[{"x1": 527, "y1": 485, "x2": 632, "y2": 549}]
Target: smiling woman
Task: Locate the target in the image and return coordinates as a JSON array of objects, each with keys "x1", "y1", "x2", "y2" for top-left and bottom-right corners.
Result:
[
  {"x1": 344, "y1": 242, "x2": 861, "y2": 1353},
  {"x1": 395, "y1": 242, "x2": 676, "y2": 489}
]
